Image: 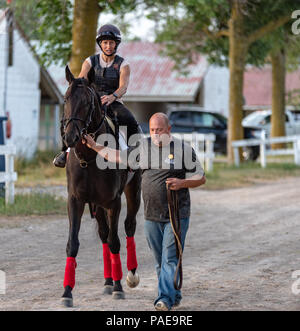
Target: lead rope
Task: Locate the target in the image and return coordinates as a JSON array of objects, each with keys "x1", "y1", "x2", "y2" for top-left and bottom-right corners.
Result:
[{"x1": 167, "y1": 185, "x2": 183, "y2": 290}]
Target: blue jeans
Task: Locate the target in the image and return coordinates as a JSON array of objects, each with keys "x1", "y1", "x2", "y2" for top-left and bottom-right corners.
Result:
[{"x1": 144, "y1": 218, "x2": 190, "y2": 309}]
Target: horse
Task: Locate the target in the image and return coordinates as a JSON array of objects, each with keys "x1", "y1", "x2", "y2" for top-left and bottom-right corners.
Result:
[{"x1": 61, "y1": 65, "x2": 141, "y2": 307}]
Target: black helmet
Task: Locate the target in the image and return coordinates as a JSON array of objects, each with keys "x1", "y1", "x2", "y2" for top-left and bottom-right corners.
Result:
[{"x1": 96, "y1": 24, "x2": 121, "y2": 45}]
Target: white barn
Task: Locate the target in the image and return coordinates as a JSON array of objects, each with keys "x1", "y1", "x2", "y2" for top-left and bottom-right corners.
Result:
[{"x1": 0, "y1": 9, "x2": 63, "y2": 158}]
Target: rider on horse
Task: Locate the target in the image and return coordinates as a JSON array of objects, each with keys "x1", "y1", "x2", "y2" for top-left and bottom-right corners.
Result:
[{"x1": 53, "y1": 24, "x2": 140, "y2": 168}]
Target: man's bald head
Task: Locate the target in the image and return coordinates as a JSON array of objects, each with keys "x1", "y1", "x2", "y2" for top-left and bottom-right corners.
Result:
[
  {"x1": 149, "y1": 112, "x2": 170, "y2": 128},
  {"x1": 149, "y1": 112, "x2": 171, "y2": 146}
]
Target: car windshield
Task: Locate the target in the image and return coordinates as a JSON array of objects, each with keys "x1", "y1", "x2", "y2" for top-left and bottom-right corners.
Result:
[
  {"x1": 242, "y1": 112, "x2": 269, "y2": 126},
  {"x1": 213, "y1": 113, "x2": 227, "y2": 124}
]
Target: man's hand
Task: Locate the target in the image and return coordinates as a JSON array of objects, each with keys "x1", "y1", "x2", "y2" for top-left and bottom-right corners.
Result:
[
  {"x1": 82, "y1": 134, "x2": 96, "y2": 150},
  {"x1": 166, "y1": 178, "x2": 184, "y2": 191}
]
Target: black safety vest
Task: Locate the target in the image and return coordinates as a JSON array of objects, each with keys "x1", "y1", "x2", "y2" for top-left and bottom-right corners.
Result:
[{"x1": 89, "y1": 54, "x2": 124, "y2": 94}]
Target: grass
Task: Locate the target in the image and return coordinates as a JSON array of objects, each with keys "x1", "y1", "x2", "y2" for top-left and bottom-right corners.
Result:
[
  {"x1": 9, "y1": 150, "x2": 300, "y2": 215},
  {"x1": 15, "y1": 150, "x2": 67, "y2": 187},
  {"x1": 204, "y1": 160, "x2": 300, "y2": 190},
  {"x1": 0, "y1": 193, "x2": 67, "y2": 216}
]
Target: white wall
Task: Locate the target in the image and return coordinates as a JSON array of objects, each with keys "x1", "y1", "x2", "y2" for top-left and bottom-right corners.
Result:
[
  {"x1": 203, "y1": 65, "x2": 229, "y2": 117},
  {"x1": 0, "y1": 16, "x2": 40, "y2": 159}
]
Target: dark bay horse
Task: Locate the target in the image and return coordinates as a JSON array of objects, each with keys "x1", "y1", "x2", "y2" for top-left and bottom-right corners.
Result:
[{"x1": 61, "y1": 65, "x2": 141, "y2": 307}]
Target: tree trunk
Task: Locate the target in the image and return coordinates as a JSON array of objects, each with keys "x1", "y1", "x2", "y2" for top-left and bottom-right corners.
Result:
[
  {"x1": 227, "y1": 2, "x2": 248, "y2": 164},
  {"x1": 271, "y1": 48, "x2": 286, "y2": 149},
  {"x1": 69, "y1": 0, "x2": 101, "y2": 77}
]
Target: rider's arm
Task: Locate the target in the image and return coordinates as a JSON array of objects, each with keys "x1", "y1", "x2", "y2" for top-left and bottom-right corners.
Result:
[
  {"x1": 113, "y1": 64, "x2": 130, "y2": 99},
  {"x1": 78, "y1": 60, "x2": 91, "y2": 79}
]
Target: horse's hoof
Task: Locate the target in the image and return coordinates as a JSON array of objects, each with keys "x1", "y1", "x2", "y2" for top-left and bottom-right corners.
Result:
[
  {"x1": 102, "y1": 285, "x2": 114, "y2": 295},
  {"x1": 126, "y1": 270, "x2": 140, "y2": 288},
  {"x1": 61, "y1": 297, "x2": 73, "y2": 308},
  {"x1": 112, "y1": 291, "x2": 125, "y2": 300}
]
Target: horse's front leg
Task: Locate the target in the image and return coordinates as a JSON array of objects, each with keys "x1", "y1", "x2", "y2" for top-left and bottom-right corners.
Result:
[
  {"x1": 61, "y1": 196, "x2": 85, "y2": 307},
  {"x1": 106, "y1": 196, "x2": 124, "y2": 299},
  {"x1": 124, "y1": 170, "x2": 141, "y2": 288}
]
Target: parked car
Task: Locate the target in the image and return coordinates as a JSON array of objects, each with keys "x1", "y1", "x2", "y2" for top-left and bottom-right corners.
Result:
[
  {"x1": 140, "y1": 106, "x2": 260, "y2": 161},
  {"x1": 242, "y1": 109, "x2": 300, "y2": 138}
]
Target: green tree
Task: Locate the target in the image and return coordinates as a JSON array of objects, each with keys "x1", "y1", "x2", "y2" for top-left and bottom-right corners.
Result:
[
  {"x1": 144, "y1": 0, "x2": 296, "y2": 163},
  {"x1": 264, "y1": 23, "x2": 300, "y2": 148},
  {"x1": 0, "y1": 0, "x2": 41, "y2": 39},
  {"x1": 36, "y1": 0, "x2": 139, "y2": 73},
  {"x1": 1, "y1": 0, "x2": 139, "y2": 69}
]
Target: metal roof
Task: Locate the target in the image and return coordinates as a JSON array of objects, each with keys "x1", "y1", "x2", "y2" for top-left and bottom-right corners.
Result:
[
  {"x1": 118, "y1": 42, "x2": 208, "y2": 102},
  {"x1": 244, "y1": 66, "x2": 300, "y2": 108}
]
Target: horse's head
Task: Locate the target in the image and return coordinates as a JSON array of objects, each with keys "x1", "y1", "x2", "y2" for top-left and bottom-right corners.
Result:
[{"x1": 63, "y1": 65, "x2": 98, "y2": 148}]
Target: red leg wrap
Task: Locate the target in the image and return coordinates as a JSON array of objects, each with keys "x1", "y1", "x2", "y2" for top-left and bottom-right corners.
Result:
[
  {"x1": 110, "y1": 253, "x2": 123, "y2": 281},
  {"x1": 102, "y1": 243, "x2": 112, "y2": 279},
  {"x1": 63, "y1": 257, "x2": 77, "y2": 289},
  {"x1": 126, "y1": 236, "x2": 138, "y2": 271}
]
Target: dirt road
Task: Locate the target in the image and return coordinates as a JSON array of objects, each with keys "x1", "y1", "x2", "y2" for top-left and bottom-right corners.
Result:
[{"x1": 1, "y1": 177, "x2": 300, "y2": 311}]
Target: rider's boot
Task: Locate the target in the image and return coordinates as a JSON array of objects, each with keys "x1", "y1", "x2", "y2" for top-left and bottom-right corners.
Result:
[{"x1": 53, "y1": 151, "x2": 67, "y2": 168}]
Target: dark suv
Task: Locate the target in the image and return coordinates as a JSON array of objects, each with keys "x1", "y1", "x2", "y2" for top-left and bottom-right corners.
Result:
[{"x1": 137, "y1": 107, "x2": 260, "y2": 160}]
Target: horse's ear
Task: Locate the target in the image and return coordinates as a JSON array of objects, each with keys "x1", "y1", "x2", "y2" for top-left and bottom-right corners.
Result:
[
  {"x1": 65, "y1": 65, "x2": 74, "y2": 84},
  {"x1": 87, "y1": 66, "x2": 95, "y2": 85}
]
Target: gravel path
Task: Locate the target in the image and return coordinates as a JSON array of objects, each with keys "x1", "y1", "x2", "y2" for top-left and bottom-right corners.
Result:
[{"x1": 1, "y1": 177, "x2": 300, "y2": 311}]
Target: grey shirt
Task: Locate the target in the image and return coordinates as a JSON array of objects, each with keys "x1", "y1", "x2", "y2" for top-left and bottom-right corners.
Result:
[{"x1": 121, "y1": 136, "x2": 205, "y2": 222}]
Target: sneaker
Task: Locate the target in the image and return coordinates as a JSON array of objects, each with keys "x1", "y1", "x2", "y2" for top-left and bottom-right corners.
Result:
[
  {"x1": 53, "y1": 151, "x2": 67, "y2": 168},
  {"x1": 173, "y1": 300, "x2": 181, "y2": 308},
  {"x1": 155, "y1": 301, "x2": 170, "y2": 311}
]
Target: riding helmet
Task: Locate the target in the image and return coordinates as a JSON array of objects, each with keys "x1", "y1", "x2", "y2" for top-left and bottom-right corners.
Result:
[{"x1": 96, "y1": 24, "x2": 121, "y2": 46}]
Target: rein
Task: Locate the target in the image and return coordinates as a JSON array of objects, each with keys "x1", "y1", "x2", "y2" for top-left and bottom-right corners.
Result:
[{"x1": 166, "y1": 186, "x2": 183, "y2": 290}]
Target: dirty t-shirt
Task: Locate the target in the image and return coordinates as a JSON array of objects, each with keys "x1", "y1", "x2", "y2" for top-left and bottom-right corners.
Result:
[{"x1": 121, "y1": 136, "x2": 205, "y2": 222}]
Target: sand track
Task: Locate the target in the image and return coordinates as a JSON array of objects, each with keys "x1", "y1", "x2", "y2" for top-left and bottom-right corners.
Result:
[{"x1": 1, "y1": 177, "x2": 300, "y2": 310}]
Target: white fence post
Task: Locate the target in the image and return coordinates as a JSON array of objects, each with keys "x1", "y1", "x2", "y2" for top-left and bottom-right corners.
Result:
[
  {"x1": 205, "y1": 135, "x2": 214, "y2": 172},
  {"x1": 233, "y1": 147, "x2": 240, "y2": 167},
  {"x1": 232, "y1": 133, "x2": 300, "y2": 168},
  {"x1": 0, "y1": 144, "x2": 17, "y2": 204},
  {"x1": 260, "y1": 130, "x2": 266, "y2": 168},
  {"x1": 295, "y1": 138, "x2": 300, "y2": 166}
]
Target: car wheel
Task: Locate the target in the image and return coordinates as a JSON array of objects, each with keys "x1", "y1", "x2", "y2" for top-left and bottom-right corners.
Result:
[{"x1": 242, "y1": 146, "x2": 259, "y2": 161}]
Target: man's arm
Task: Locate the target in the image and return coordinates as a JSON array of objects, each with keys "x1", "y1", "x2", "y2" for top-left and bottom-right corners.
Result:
[
  {"x1": 166, "y1": 174, "x2": 206, "y2": 191},
  {"x1": 83, "y1": 134, "x2": 122, "y2": 163}
]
